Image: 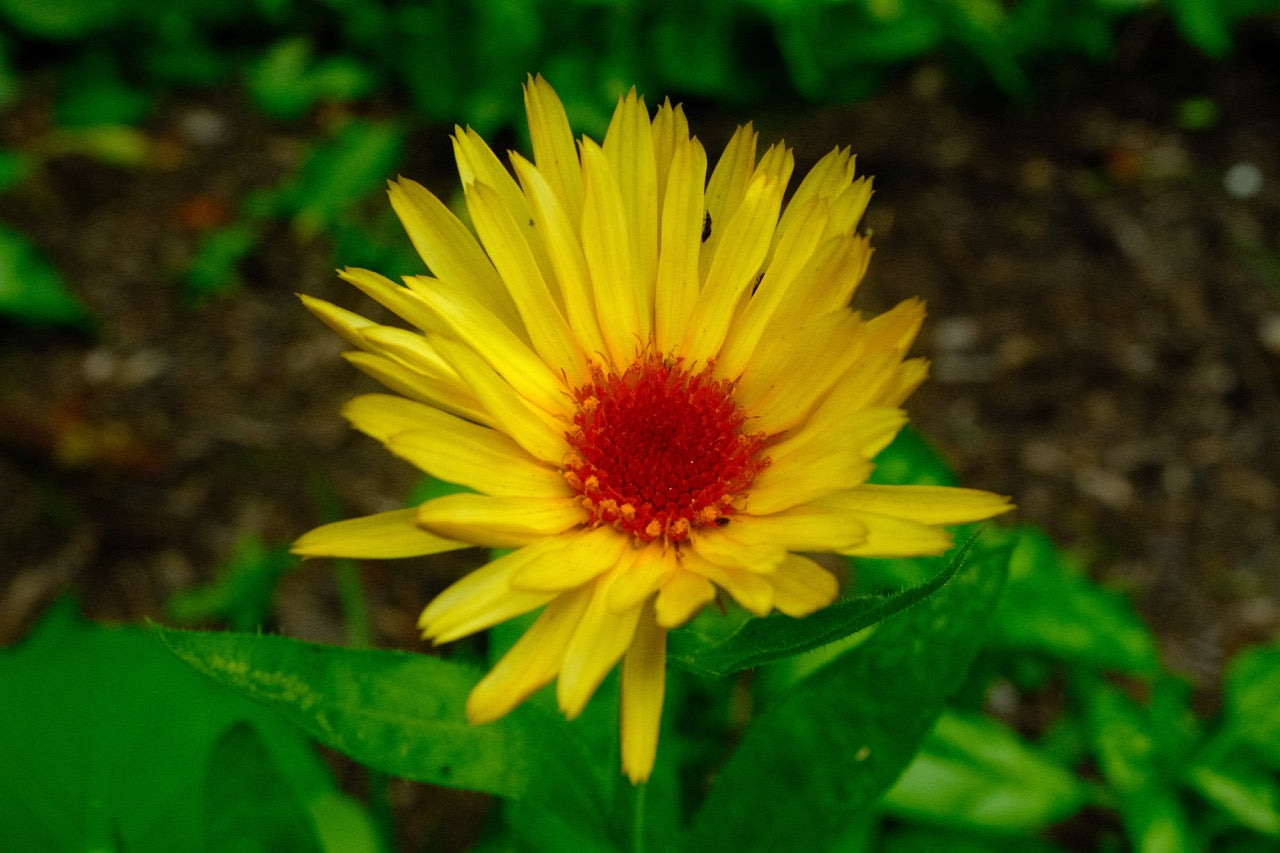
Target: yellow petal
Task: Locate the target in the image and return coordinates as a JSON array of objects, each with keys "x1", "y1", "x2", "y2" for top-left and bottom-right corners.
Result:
[
  {"x1": 731, "y1": 503, "x2": 868, "y2": 554},
  {"x1": 342, "y1": 350, "x2": 490, "y2": 426},
  {"x1": 386, "y1": 428, "x2": 568, "y2": 498},
  {"x1": 653, "y1": 135, "x2": 708, "y2": 353},
  {"x1": 510, "y1": 152, "x2": 608, "y2": 358},
  {"x1": 682, "y1": 549, "x2": 774, "y2": 617},
  {"x1": 419, "y1": 541, "x2": 575, "y2": 643},
  {"x1": 387, "y1": 178, "x2": 520, "y2": 329},
  {"x1": 838, "y1": 512, "x2": 955, "y2": 558},
  {"x1": 299, "y1": 293, "x2": 377, "y2": 349},
  {"x1": 603, "y1": 88, "x2": 658, "y2": 331},
  {"x1": 338, "y1": 266, "x2": 441, "y2": 333},
  {"x1": 402, "y1": 271, "x2": 572, "y2": 416},
  {"x1": 508, "y1": 526, "x2": 632, "y2": 592},
  {"x1": 523, "y1": 73, "x2": 583, "y2": 225},
  {"x1": 341, "y1": 393, "x2": 441, "y2": 442},
  {"x1": 620, "y1": 605, "x2": 666, "y2": 784},
  {"x1": 715, "y1": 195, "x2": 832, "y2": 379},
  {"x1": 650, "y1": 98, "x2": 692, "y2": 210},
  {"x1": 465, "y1": 585, "x2": 592, "y2": 724},
  {"x1": 463, "y1": 179, "x2": 586, "y2": 385},
  {"x1": 688, "y1": 525, "x2": 786, "y2": 574},
  {"x1": 416, "y1": 493, "x2": 584, "y2": 548},
  {"x1": 428, "y1": 334, "x2": 568, "y2": 463},
  {"x1": 580, "y1": 139, "x2": 642, "y2": 365},
  {"x1": 769, "y1": 553, "x2": 839, "y2": 618},
  {"x1": 701, "y1": 123, "x2": 757, "y2": 281},
  {"x1": 653, "y1": 568, "x2": 716, "y2": 628},
  {"x1": 291, "y1": 509, "x2": 468, "y2": 559},
  {"x1": 775, "y1": 147, "x2": 857, "y2": 239},
  {"x1": 681, "y1": 172, "x2": 786, "y2": 366},
  {"x1": 607, "y1": 545, "x2": 677, "y2": 613},
  {"x1": 829, "y1": 484, "x2": 1014, "y2": 525},
  {"x1": 747, "y1": 451, "x2": 874, "y2": 516},
  {"x1": 557, "y1": 573, "x2": 643, "y2": 719}
]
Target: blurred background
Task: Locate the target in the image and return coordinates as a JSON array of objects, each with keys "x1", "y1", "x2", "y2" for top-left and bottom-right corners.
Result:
[{"x1": 2, "y1": 0, "x2": 1279, "y2": 848}]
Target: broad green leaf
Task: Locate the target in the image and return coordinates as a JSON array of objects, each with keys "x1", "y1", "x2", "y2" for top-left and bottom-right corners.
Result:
[
  {"x1": 1223, "y1": 645, "x2": 1280, "y2": 765},
  {"x1": 868, "y1": 425, "x2": 960, "y2": 487},
  {"x1": 155, "y1": 626, "x2": 613, "y2": 846},
  {"x1": 669, "y1": 533, "x2": 985, "y2": 677},
  {"x1": 247, "y1": 37, "x2": 377, "y2": 121},
  {"x1": 685, "y1": 524, "x2": 1009, "y2": 850},
  {"x1": 1083, "y1": 679, "x2": 1195, "y2": 853},
  {"x1": 0, "y1": 599, "x2": 356, "y2": 852},
  {"x1": 204, "y1": 722, "x2": 325, "y2": 853},
  {"x1": 882, "y1": 709, "x2": 1094, "y2": 832},
  {"x1": 0, "y1": 224, "x2": 94, "y2": 328},
  {"x1": 990, "y1": 527, "x2": 1160, "y2": 675}
]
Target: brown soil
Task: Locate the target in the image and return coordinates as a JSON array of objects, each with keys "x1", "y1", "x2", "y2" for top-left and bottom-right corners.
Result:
[{"x1": 2, "y1": 16, "x2": 1279, "y2": 850}]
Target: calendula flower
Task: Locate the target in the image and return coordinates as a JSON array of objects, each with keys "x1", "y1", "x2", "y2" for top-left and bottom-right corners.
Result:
[{"x1": 293, "y1": 75, "x2": 1013, "y2": 783}]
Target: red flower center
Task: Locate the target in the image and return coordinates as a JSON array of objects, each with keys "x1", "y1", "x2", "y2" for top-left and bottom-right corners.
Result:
[{"x1": 563, "y1": 354, "x2": 769, "y2": 544}]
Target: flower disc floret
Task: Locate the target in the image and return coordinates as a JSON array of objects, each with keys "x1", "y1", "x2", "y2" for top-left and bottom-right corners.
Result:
[{"x1": 563, "y1": 354, "x2": 769, "y2": 544}]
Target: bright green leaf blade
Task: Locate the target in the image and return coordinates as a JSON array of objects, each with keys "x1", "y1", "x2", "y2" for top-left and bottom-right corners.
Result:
[
  {"x1": 685, "y1": 526, "x2": 1009, "y2": 850},
  {"x1": 1082, "y1": 679, "x2": 1196, "y2": 853},
  {"x1": 991, "y1": 527, "x2": 1160, "y2": 675},
  {"x1": 283, "y1": 121, "x2": 406, "y2": 237},
  {"x1": 154, "y1": 626, "x2": 612, "y2": 842},
  {"x1": 882, "y1": 709, "x2": 1094, "y2": 832},
  {"x1": 0, "y1": 599, "x2": 342, "y2": 851},
  {"x1": 204, "y1": 722, "x2": 325, "y2": 853},
  {"x1": 1185, "y1": 761, "x2": 1280, "y2": 837},
  {"x1": 1224, "y1": 645, "x2": 1280, "y2": 765},
  {"x1": 0, "y1": 225, "x2": 94, "y2": 328},
  {"x1": 669, "y1": 533, "x2": 988, "y2": 678}
]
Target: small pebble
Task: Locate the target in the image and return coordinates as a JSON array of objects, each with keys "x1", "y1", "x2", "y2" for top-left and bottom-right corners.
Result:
[{"x1": 1224, "y1": 162, "x2": 1263, "y2": 199}]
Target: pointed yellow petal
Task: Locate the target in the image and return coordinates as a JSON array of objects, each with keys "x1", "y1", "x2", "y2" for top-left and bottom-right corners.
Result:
[
  {"x1": 386, "y1": 427, "x2": 568, "y2": 498},
  {"x1": 342, "y1": 350, "x2": 490, "y2": 425},
  {"x1": 341, "y1": 393, "x2": 440, "y2": 442},
  {"x1": 291, "y1": 509, "x2": 468, "y2": 559},
  {"x1": 732, "y1": 502, "x2": 868, "y2": 554},
  {"x1": 299, "y1": 293, "x2": 376, "y2": 349},
  {"x1": 428, "y1": 335, "x2": 568, "y2": 463},
  {"x1": 653, "y1": 569, "x2": 716, "y2": 628},
  {"x1": 651, "y1": 98, "x2": 691, "y2": 210},
  {"x1": 416, "y1": 493, "x2": 584, "y2": 548},
  {"x1": 775, "y1": 146, "x2": 857, "y2": 239},
  {"x1": 701, "y1": 123, "x2": 758, "y2": 280},
  {"x1": 747, "y1": 452, "x2": 874, "y2": 516},
  {"x1": 682, "y1": 549, "x2": 773, "y2": 617},
  {"x1": 508, "y1": 526, "x2": 632, "y2": 592},
  {"x1": 607, "y1": 545, "x2": 677, "y2": 613},
  {"x1": 463, "y1": 180, "x2": 586, "y2": 384},
  {"x1": 387, "y1": 178, "x2": 520, "y2": 329},
  {"x1": 769, "y1": 553, "x2": 839, "y2": 618},
  {"x1": 523, "y1": 73, "x2": 583, "y2": 225},
  {"x1": 603, "y1": 88, "x2": 658, "y2": 331},
  {"x1": 688, "y1": 525, "x2": 786, "y2": 574},
  {"x1": 653, "y1": 135, "x2": 707, "y2": 353},
  {"x1": 620, "y1": 605, "x2": 666, "y2": 784},
  {"x1": 419, "y1": 541, "x2": 582, "y2": 643},
  {"x1": 681, "y1": 172, "x2": 785, "y2": 366},
  {"x1": 838, "y1": 512, "x2": 955, "y2": 558},
  {"x1": 557, "y1": 574, "x2": 643, "y2": 719},
  {"x1": 829, "y1": 484, "x2": 1014, "y2": 525},
  {"x1": 338, "y1": 267, "x2": 442, "y2": 333},
  {"x1": 510, "y1": 152, "x2": 608, "y2": 358},
  {"x1": 465, "y1": 585, "x2": 592, "y2": 724},
  {"x1": 401, "y1": 271, "x2": 572, "y2": 416},
  {"x1": 580, "y1": 139, "x2": 642, "y2": 364}
]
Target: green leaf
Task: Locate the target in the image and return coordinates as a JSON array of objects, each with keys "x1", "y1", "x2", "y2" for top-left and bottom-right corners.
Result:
[
  {"x1": 669, "y1": 532, "x2": 988, "y2": 677},
  {"x1": 1223, "y1": 645, "x2": 1280, "y2": 765},
  {"x1": 0, "y1": 599, "x2": 355, "y2": 852},
  {"x1": 1082, "y1": 679, "x2": 1195, "y2": 853},
  {"x1": 247, "y1": 37, "x2": 377, "y2": 121},
  {"x1": 0, "y1": 0, "x2": 123, "y2": 38},
  {"x1": 154, "y1": 626, "x2": 614, "y2": 846},
  {"x1": 990, "y1": 527, "x2": 1160, "y2": 675},
  {"x1": 1185, "y1": 761, "x2": 1280, "y2": 837},
  {"x1": 0, "y1": 224, "x2": 94, "y2": 328},
  {"x1": 184, "y1": 221, "x2": 259, "y2": 301},
  {"x1": 882, "y1": 709, "x2": 1094, "y2": 832},
  {"x1": 868, "y1": 425, "x2": 960, "y2": 487},
  {"x1": 204, "y1": 722, "x2": 325, "y2": 853},
  {"x1": 280, "y1": 121, "x2": 406, "y2": 238},
  {"x1": 684, "y1": 523, "x2": 1009, "y2": 850},
  {"x1": 0, "y1": 148, "x2": 32, "y2": 193}
]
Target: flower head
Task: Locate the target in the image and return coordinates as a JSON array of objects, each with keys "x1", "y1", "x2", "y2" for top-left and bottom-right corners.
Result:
[{"x1": 293, "y1": 75, "x2": 1012, "y2": 783}]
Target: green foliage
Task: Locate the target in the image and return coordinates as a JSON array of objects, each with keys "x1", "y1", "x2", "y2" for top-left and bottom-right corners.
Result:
[
  {"x1": 0, "y1": 599, "x2": 380, "y2": 852},
  {"x1": 0, "y1": 223, "x2": 94, "y2": 328},
  {"x1": 167, "y1": 535, "x2": 298, "y2": 631}
]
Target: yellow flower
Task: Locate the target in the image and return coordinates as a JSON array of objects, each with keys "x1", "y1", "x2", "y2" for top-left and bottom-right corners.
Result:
[{"x1": 293, "y1": 75, "x2": 1013, "y2": 784}]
